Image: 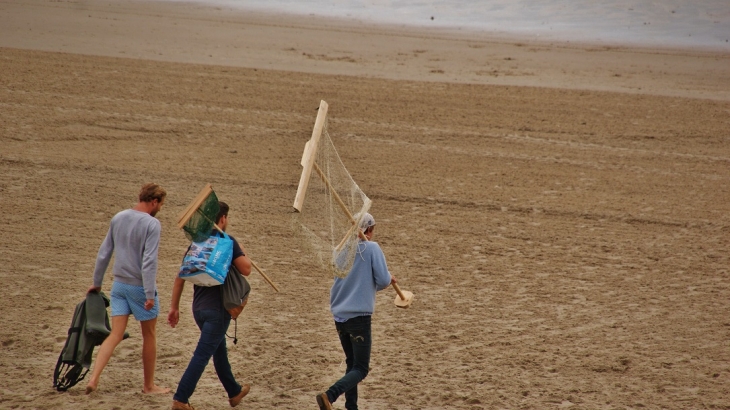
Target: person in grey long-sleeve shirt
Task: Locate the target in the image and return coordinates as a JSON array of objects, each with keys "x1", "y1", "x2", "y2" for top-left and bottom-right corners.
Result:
[
  {"x1": 85, "y1": 183, "x2": 170, "y2": 395},
  {"x1": 92, "y1": 208, "x2": 161, "y2": 300}
]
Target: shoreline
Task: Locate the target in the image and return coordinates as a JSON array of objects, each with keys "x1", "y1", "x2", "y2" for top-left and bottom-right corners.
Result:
[
  {"x1": 1, "y1": 0, "x2": 729, "y2": 101},
  {"x1": 161, "y1": 0, "x2": 730, "y2": 53}
]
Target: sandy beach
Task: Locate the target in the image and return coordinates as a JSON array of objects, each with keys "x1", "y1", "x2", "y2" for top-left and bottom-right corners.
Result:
[{"x1": 1, "y1": 0, "x2": 729, "y2": 409}]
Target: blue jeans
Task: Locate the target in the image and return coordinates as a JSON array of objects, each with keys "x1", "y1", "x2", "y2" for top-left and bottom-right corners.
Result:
[
  {"x1": 173, "y1": 309, "x2": 242, "y2": 403},
  {"x1": 326, "y1": 315, "x2": 372, "y2": 410}
]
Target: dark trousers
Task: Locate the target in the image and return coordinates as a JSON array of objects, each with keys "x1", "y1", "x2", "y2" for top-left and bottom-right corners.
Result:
[
  {"x1": 326, "y1": 315, "x2": 372, "y2": 410},
  {"x1": 173, "y1": 308, "x2": 242, "y2": 403}
]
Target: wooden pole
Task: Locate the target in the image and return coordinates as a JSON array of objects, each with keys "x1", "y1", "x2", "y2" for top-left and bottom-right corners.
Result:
[
  {"x1": 212, "y1": 223, "x2": 280, "y2": 293},
  {"x1": 392, "y1": 282, "x2": 407, "y2": 301},
  {"x1": 313, "y1": 162, "x2": 368, "y2": 242}
]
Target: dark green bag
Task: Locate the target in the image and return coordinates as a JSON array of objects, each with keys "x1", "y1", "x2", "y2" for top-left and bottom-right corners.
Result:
[{"x1": 53, "y1": 292, "x2": 128, "y2": 391}]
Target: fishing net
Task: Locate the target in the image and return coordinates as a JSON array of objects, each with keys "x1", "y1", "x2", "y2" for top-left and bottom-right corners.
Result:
[
  {"x1": 293, "y1": 107, "x2": 371, "y2": 278},
  {"x1": 181, "y1": 189, "x2": 219, "y2": 243}
]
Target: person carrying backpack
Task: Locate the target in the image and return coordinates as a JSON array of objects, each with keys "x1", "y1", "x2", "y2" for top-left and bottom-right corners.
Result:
[{"x1": 168, "y1": 201, "x2": 252, "y2": 410}]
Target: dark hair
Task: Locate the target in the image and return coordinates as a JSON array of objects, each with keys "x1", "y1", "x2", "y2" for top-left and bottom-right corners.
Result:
[
  {"x1": 216, "y1": 201, "x2": 229, "y2": 224},
  {"x1": 138, "y1": 183, "x2": 166, "y2": 203}
]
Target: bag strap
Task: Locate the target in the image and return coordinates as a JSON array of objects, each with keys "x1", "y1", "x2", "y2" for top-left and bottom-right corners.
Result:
[
  {"x1": 213, "y1": 230, "x2": 230, "y2": 239},
  {"x1": 226, "y1": 319, "x2": 238, "y2": 345}
]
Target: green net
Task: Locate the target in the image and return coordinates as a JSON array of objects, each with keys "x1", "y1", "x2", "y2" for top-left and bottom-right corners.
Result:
[{"x1": 182, "y1": 190, "x2": 219, "y2": 243}]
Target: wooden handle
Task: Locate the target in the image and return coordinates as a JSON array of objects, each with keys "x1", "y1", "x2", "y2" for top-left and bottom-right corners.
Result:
[
  {"x1": 250, "y1": 260, "x2": 280, "y2": 292},
  {"x1": 313, "y1": 161, "x2": 367, "y2": 253},
  {"x1": 392, "y1": 282, "x2": 407, "y2": 300},
  {"x1": 214, "y1": 223, "x2": 280, "y2": 293},
  {"x1": 312, "y1": 163, "x2": 368, "y2": 241}
]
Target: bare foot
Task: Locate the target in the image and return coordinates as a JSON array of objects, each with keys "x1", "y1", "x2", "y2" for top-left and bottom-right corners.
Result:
[
  {"x1": 142, "y1": 385, "x2": 171, "y2": 394},
  {"x1": 85, "y1": 384, "x2": 97, "y2": 395}
]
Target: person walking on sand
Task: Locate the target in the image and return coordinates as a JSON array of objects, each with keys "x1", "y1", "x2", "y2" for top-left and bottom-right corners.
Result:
[
  {"x1": 168, "y1": 201, "x2": 252, "y2": 410},
  {"x1": 316, "y1": 212, "x2": 397, "y2": 410},
  {"x1": 85, "y1": 182, "x2": 169, "y2": 395}
]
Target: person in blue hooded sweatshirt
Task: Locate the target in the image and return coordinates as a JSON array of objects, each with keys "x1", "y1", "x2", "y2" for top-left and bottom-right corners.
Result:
[{"x1": 316, "y1": 212, "x2": 397, "y2": 410}]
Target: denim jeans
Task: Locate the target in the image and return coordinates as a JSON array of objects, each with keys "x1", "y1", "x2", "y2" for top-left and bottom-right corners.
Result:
[
  {"x1": 173, "y1": 308, "x2": 242, "y2": 403},
  {"x1": 326, "y1": 315, "x2": 372, "y2": 410}
]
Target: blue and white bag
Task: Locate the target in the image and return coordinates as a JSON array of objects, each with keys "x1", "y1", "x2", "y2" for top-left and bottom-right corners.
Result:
[{"x1": 178, "y1": 232, "x2": 234, "y2": 286}]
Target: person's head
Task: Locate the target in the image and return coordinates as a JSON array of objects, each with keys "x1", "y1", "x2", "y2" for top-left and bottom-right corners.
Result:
[
  {"x1": 138, "y1": 183, "x2": 166, "y2": 216},
  {"x1": 359, "y1": 212, "x2": 375, "y2": 238},
  {"x1": 216, "y1": 201, "x2": 229, "y2": 231}
]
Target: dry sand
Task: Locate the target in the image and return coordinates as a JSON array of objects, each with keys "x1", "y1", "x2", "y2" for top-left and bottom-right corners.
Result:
[{"x1": 1, "y1": 1, "x2": 729, "y2": 409}]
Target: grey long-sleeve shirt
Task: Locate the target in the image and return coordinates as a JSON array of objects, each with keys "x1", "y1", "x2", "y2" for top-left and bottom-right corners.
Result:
[{"x1": 92, "y1": 209, "x2": 161, "y2": 299}]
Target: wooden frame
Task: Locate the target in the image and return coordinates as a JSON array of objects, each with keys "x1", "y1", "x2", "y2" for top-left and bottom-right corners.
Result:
[{"x1": 177, "y1": 183, "x2": 214, "y2": 230}]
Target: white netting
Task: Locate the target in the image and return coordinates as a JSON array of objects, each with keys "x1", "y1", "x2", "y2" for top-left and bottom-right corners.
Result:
[{"x1": 293, "y1": 119, "x2": 371, "y2": 278}]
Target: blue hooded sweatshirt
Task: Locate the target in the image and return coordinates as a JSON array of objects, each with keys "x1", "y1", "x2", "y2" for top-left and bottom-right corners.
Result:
[{"x1": 330, "y1": 240, "x2": 392, "y2": 321}]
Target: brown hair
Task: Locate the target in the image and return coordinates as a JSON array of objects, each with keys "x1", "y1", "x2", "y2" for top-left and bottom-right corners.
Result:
[
  {"x1": 216, "y1": 201, "x2": 229, "y2": 224},
  {"x1": 138, "y1": 183, "x2": 167, "y2": 203}
]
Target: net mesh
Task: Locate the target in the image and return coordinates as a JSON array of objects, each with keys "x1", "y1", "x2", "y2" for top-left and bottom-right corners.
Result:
[
  {"x1": 294, "y1": 120, "x2": 371, "y2": 278},
  {"x1": 183, "y1": 190, "x2": 219, "y2": 243}
]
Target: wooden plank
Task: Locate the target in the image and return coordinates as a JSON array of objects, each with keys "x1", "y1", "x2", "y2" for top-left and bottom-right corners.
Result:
[
  {"x1": 300, "y1": 140, "x2": 312, "y2": 167},
  {"x1": 177, "y1": 183, "x2": 213, "y2": 229},
  {"x1": 293, "y1": 100, "x2": 328, "y2": 212}
]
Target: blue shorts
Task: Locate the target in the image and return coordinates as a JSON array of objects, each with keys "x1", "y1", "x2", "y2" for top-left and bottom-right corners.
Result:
[{"x1": 110, "y1": 281, "x2": 159, "y2": 321}]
